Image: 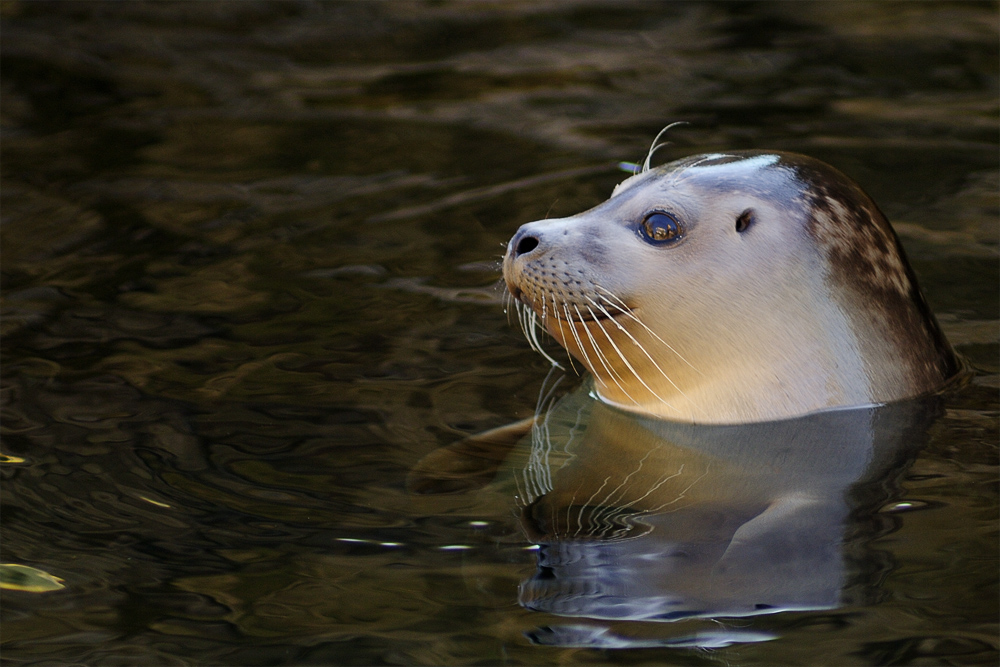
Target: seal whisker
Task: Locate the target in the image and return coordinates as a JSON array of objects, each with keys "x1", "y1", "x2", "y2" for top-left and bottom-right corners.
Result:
[
  {"x1": 587, "y1": 298, "x2": 696, "y2": 421},
  {"x1": 560, "y1": 303, "x2": 596, "y2": 382},
  {"x1": 552, "y1": 295, "x2": 578, "y2": 375},
  {"x1": 506, "y1": 291, "x2": 520, "y2": 329},
  {"x1": 523, "y1": 303, "x2": 563, "y2": 368},
  {"x1": 587, "y1": 307, "x2": 652, "y2": 401},
  {"x1": 527, "y1": 310, "x2": 546, "y2": 359},
  {"x1": 515, "y1": 302, "x2": 533, "y2": 351},
  {"x1": 592, "y1": 285, "x2": 702, "y2": 376},
  {"x1": 573, "y1": 305, "x2": 628, "y2": 386},
  {"x1": 526, "y1": 308, "x2": 538, "y2": 349},
  {"x1": 587, "y1": 305, "x2": 678, "y2": 411},
  {"x1": 642, "y1": 121, "x2": 688, "y2": 172},
  {"x1": 530, "y1": 309, "x2": 545, "y2": 354},
  {"x1": 571, "y1": 304, "x2": 635, "y2": 399},
  {"x1": 523, "y1": 306, "x2": 557, "y2": 367},
  {"x1": 519, "y1": 302, "x2": 545, "y2": 359},
  {"x1": 525, "y1": 310, "x2": 545, "y2": 362}
]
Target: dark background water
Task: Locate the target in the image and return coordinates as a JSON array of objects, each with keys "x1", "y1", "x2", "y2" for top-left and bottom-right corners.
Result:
[{"x1": 1, "y1": 2, "x2": 997, "y2": 665}]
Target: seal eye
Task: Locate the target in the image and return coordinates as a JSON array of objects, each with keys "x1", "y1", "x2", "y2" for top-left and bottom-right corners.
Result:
[{"x1": 640, "y1": 212, "x2": 682, "y2": 245}]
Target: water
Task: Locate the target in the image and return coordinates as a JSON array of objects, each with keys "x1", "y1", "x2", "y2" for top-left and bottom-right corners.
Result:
[{"x1": 1, "y1": 2, "x2": 996, "y2": 665}]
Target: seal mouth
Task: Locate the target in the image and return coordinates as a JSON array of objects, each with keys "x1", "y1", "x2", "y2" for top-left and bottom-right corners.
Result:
[{"x1": 574, "y1": 306, "x2": 622, "y2": 323}]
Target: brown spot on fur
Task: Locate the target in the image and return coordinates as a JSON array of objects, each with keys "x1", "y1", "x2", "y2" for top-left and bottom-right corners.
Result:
[
  {"x1": 790, "y1": 156, "x2": 958, "y2": 391},
  {"x1": 810, "y1": 195, "x2": 910, "y2": 297}
]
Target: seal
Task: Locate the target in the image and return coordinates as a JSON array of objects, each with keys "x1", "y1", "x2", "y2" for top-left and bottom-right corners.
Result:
[{"x1": 503, "y1": 150, "x2": 959, "y2": 423}]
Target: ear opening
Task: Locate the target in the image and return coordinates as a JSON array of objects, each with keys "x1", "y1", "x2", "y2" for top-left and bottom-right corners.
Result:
[{"x1": 736, "y1": 208, "x2": 755, "y2": 233}]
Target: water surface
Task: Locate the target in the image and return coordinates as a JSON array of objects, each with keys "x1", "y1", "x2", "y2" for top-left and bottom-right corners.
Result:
[{"x1": 2, "y1": 2, "x2": 997, "y2": 665}]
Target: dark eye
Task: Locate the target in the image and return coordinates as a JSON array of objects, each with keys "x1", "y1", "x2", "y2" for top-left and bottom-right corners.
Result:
[
  {"x1": 640, "y1": 212, "x2": 682, "y2": 245},
  {"x1": 735, "y1": 208, "x2": 755, "y2": 233}
]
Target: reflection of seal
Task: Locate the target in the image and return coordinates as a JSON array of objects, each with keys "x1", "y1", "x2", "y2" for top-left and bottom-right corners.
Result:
[
  {"x1": 512, "y1": 384, "x2": 937, "y2": 633},
  {"x1": 503, "y1": 151, "x2": 959, "y2": 423}
]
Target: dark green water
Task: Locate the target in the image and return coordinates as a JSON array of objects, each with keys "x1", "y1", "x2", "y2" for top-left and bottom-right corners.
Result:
[{"x1": 1, "y1": 2, "x2": 996, "y2": 665}]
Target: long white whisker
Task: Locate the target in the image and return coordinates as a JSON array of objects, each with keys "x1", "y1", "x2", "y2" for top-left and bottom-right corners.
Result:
[
  {"x1": 551, "y1": 295, "x2": 577, "y2": 375},
  {"x1": 588, "y1": 298, "x2": 694, "y2": 420},
  {"x1": 642, "y1": 121, "x2": 689, "y2": 172},
  {"x1": 527, "y1": 310, "x2": 546, "y2": 356},
  {"x1": 571, "y1": 305, "x2": 604, "y2": 367},
  {"x1": 516, "y1": 302, "x2": 534, "y2": 352},
  {"x1": 593, "y1": 285, "x2": 702, "y2": 376},
  {"x1": 572, "y1": 304, "x2": 639, "y2": 404},
  {"x1": 561, "y1": 302, "x2": 595, "y2": 379},
  {"x1": 521, "y1": 301, "x2": 563, "y2": 368},
  {"x1": 587, "y1": 305, "x2": 677, "y2": 410},
  {"x1": 519, "y1": 304, "x2": 544, "y2": 361}
]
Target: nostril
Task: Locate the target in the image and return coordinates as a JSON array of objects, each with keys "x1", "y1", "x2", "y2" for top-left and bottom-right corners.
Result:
[{"x1": 516, "y1": 235, "x2": 539, "y2": 257}]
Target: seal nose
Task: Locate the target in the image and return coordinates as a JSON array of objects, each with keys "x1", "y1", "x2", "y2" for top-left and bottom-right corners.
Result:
[
  {"x1": 510, "y1": 226, "x2": 542, "y2": 260},
  {"x1": 515, "y1": 234, "x2": 539, "y2": 257}
]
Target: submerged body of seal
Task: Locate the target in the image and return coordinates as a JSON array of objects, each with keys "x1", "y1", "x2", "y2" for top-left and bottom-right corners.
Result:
[{"x1": 503, "y1": 150, "x2": 959, "y2": 424}]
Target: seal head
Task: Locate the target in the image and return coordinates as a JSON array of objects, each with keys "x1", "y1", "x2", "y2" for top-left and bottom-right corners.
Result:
[{"x1": 503, "y1": 151, "x2": 958, "y2": 424}]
